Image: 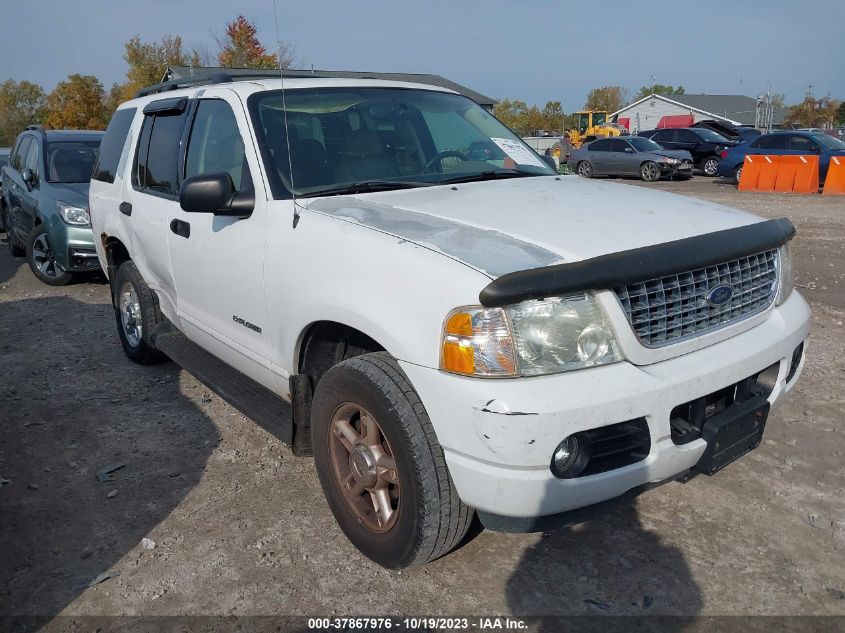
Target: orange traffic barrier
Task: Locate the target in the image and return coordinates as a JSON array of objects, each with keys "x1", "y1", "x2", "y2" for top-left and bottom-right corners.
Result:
[
  {"x1": 739, "y1": 154, "x2": 819, "y2": 193},
  {"x1": 738, "y1": 155, "x2": 776, "y2": 191},
  {"x1": 822, "y1": 156, "x2": 845, "y2": 195}
]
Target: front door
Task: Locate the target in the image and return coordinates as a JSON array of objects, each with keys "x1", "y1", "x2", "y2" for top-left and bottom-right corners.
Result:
[{"x1": 166, "y1": 88, "x2": 275, "y2": 389}]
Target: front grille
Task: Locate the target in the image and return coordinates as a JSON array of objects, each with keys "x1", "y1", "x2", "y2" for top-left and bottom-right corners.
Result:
[{"x1": 614, "y1": 249, "x2": 779, "y2": 347}]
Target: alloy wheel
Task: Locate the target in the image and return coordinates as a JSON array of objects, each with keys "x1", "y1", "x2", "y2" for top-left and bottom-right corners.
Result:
[
  {"x1": 641, "y1": 162, "x2": 659, "y2": 181},
  {"x1": 119, "y1": 281, "x2": 143, "y2": 348},
  {"x1": 31, "y1": 234, "x2": 62, "y2": 278},
  {"x1": 703, "y1": 158, "x2": 719, "y2": 176},
  {"x1": 327, "y1": 402, "x2": 400, "y2": 533}
]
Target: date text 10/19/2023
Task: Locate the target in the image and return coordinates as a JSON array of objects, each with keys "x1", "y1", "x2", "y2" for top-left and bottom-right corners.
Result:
[{"x1": 307, "y1": 617, "x2": 529, "y2": 630}]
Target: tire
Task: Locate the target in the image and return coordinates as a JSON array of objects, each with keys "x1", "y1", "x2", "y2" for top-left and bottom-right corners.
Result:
[
  {"x1": 701, "y1": 156, "x2": 720, "y2": 177},
  {"x1": 640, "y1": 161, "x2": 661, "y2": 182},
  {"x1": 311, "y1": 352, "x2": 473, "y2": 569},
  {"x1": 113, "y1": 260, "x2": 167, "y2": 364},
  {"x1": 4, "y1": 207, "x2": 25, "y2": 257},
  {"x1": 577, "y1": 160, "x2": 593, "y2": 178},
  {"x1": 27, "y1": 224, "x2": 73, "y2": 286},
  {"x1": 734, "y1": 165, "x2": 743, "y2": 184}
]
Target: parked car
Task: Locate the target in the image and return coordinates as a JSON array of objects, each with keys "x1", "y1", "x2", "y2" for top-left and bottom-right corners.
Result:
[
  {"x1": 0, "y1": 147, "x2": 10, "y2": 231},
  {"x1": 2, "y1": 127, "x2": 103, "y2": 284},
  {"x1": 716, "y1": 131, "x2": 845, "y2": 183},
  {"x1": 639, "y1": 127, "x2": 735, "y2": 176},
  {"x1": 91, "y1": 75, "x2": 809, "y2": 569},
  {"x1": 571, "y1": 137, "x2": 693, "y2": 181},
  {"x1": 692, "y1": 120, "x2": 761, "y2": 144}
]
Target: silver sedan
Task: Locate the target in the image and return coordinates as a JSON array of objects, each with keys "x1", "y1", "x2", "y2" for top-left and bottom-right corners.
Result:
[{"x1": 570, "y1": 136, "x2": 694, "y2": 182}]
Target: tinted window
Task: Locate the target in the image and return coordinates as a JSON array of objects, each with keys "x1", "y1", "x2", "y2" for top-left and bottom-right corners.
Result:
[
  {"x1": 45, "y1": 141, "x2": 100, "y2": 183},
  {"x1": 135, "y1": 110, "x2": 188, "y2": 196},
  {"x1": 694, "y1": 128, "x2": 730, "y2": 143},
  {"x1": 589, "y1": 139, "x2": 612, "y2": 151},
  {"x1": 789, "y1": 135, "x2": 818, "y2": 152},
  {"x1": 757, "y1": 135, "x2": 789, "y2": 150},
  {"x1": 677, "y1": 130, "x2": 698, "y2": 143},
  {"x1": 93, "y1": 108, "x2": 137, "y2": 183},
  {"x1": 11, "y1": 136, "x2": 31, "y2": 171},
  {"x1": 186, "y1": 100, "x2": 249, "y2": 191},
  {"x1": 609, "y1": 139, "x2": 630, "y2": 152}
]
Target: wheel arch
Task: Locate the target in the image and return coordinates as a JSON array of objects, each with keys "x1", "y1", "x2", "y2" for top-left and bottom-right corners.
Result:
[{"x1": 296, "y1": 319, "x2": 387, "y2": 385}]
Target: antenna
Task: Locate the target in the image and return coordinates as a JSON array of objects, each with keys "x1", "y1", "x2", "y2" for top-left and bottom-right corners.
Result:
[{"x1": 273, "y1": 0, "x2": 301, "y2": 228}]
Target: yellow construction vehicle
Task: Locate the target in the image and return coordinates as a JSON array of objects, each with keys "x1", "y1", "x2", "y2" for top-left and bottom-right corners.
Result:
[{"x1": 565, "y1": 111, "x2": 623, "y2": 148}]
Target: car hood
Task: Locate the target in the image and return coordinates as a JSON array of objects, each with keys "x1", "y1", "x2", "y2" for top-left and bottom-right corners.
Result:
[
  {"x1": 50, "y1": 182, "x2": 90, "y2": 207},
  {"x1": 305, "y1": 176, "x2": 762, "y2": 279}
]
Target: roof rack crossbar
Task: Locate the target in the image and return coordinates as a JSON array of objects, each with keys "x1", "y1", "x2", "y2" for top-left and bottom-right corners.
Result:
[{"x1": 135, "y1": 70, "x2": 283, "y2": 98}]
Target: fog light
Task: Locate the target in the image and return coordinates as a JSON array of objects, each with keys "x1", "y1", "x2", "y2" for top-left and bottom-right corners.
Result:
[{"x1": 550, "y1": 436, "x2": 590, "y2": 478}]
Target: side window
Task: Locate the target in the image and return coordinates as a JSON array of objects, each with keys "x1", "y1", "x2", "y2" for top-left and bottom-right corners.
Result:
[
  {"x1": 133, "y1": 106, "x2": 189, "y2": 196},
  {"x1": 185, "y1": 99, "x2": 251, "y2": 191},
  {"x1": 589, "y1": 139, "x2": 612, "y2": 152},
  {"x1": 11, "y1": 137, "x2": 31, "y2": 171},
  {"x1": 789, "y1": 135, "x2": 817, "y2": 152},
  {"x1": 610, "y1": 139, "x2": 630, "y2": 152},
  {"x1": 759, "y1": 135, "x2": 789, "y2": 151},
  {"x1": 657, "y1": 130, "x2": 677, "y2": 143},
  {"x1": 677, "y1": 130, "x2": 698, "y2": 143},
  {"x1": 93, "y1": 108, "x2": 137, "y2": 183},
  {"x1": 23, "y1": 139, "x2": 40, "y2": 177}
]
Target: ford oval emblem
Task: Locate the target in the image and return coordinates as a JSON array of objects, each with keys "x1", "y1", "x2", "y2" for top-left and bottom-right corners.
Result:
[{"x1": 706, "y1": 284, "x2": 734, "y2": 306}]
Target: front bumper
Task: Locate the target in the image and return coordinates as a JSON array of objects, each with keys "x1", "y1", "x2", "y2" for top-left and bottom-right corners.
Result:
[
  {"x1": 399, "y1": 291, "x2": 810, "y2": 523},
  {"x1": 47, "y1": 221, "x2": 100, "y2": 273}
]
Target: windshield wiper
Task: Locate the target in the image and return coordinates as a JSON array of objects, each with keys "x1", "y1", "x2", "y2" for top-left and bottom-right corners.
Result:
[
  {"x1": 299, "y1": 180, "x2": 433, "y2": 198},
  {"x1": 438, "y1": 169, "x2": 538, "y2": 185}
]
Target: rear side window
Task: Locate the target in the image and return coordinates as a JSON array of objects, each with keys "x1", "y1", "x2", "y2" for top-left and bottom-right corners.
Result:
[
  {"x1": 133, "y1": 108, "x2": 189, "y2": 196},
  {"x1": 589, "y1": 139, "x2": 612, "y2": 152},
  {"x1": 677, "y1": 130, "x2": 698, "y2": 143},
  {"x1": 654, "y1": 130, "x2": 676, "y2": 143},
  {"x1": 757, "y1": 135, "x2": 789, "y2": 150},
  {"x1": 93, "y1": 108, "x2": 137, "y2": 183}
]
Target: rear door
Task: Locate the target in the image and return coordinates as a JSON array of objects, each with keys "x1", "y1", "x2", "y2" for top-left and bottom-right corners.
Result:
[
  {"x1": 586, "y1": 138, "x2": 612, "y2": 174},
  {"x1": 166, "y1": 88, "x2": 275, "y2": 389},
  {"x1": 4, "y1": 136, "x2": 31, "y2": 242}
]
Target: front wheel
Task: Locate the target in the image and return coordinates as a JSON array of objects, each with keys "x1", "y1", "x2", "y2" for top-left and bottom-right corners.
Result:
[
  {"x1": 27, "y1": 225, "x2": 73, "y2": 286},
  {"x1": 113, "y1": 261, "x2": 167, "y2": 364},
  {"x1": 640, "y1": 161, "x2": 661, "y2": 182},
  {"x1": 577, "y1": 160, "x2": 593, "y2": 178},
  {"x1": 701, "y1": 156, "x2": 720, "y2": 177},
  {"x1": 311, "y1": 352, "x2": 473, "y2": 569}
]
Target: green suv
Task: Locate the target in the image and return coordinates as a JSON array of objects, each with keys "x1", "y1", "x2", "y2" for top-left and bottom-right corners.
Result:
[{"x1": 1, "y1": 126, "x2": 103, "y2": 285}]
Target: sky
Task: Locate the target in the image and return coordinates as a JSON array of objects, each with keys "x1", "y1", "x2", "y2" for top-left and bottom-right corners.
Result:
[{"x1": 2, "y1": 0, "x2": 843, "y2": 110}]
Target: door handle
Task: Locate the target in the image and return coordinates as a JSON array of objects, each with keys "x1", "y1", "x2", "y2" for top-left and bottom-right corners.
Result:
[
  {"x1": 119, "y1": 201, "x2": 132, "y2": 216},
  {"x1": 170, "y1": 219, "x2": 190, "y2": 238}
]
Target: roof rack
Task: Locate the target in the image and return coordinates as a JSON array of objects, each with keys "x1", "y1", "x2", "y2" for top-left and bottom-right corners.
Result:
[
  {"x1": 25, "y1": 124, "x2": 45, "y2": 133},
  {"x1": 136, "y1": 70, "x2": 281, "y2": 98}
]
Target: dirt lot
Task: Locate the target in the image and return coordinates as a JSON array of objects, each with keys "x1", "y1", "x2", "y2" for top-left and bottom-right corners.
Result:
[{"x1": 1, "y1": 177, "x2": 844, "y2": 625}]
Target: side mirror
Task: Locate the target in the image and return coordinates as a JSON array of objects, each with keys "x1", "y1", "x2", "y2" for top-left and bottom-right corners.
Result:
[
  {"x1": 21, "y1": 168, "x2": 35, "y2": 186},
  {"x1": 541, "y1": 155, "x2": 557, "y2": 169},
  {"x1": 179, "y1": 173, "x2": 254, "y2": 217}
]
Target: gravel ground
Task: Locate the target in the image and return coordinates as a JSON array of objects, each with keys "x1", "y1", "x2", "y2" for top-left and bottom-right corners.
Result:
[{"x1": 1, "y1": 177, "x2": 843, "y2": 625}]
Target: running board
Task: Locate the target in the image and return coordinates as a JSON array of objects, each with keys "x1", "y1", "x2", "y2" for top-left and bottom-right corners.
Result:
[{"x1": 150, "y1": 323, "x2": 293, "y2": 445}]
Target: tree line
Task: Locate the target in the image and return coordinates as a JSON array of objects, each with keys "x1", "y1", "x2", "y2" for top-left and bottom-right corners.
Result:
[
  {"x1": 496, "y1": 82, "x2": 844, "y2": 137},
  {"x1": 0, "y1": 15, "x2": 294, "y2": 146}
]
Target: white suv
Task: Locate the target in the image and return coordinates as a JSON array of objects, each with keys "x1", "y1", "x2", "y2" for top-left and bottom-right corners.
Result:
[{"x1": 90, "y1": 75, "x2": 810, "y2": 568}]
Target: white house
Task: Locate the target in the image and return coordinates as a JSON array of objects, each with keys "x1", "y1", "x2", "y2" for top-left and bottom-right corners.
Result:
[{"x1": 610, "y1": 93, "x2": 787, "y2": 133}]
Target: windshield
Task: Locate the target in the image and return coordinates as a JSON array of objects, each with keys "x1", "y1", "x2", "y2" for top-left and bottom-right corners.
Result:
[
  {"x1": 592, "y1": 112, "x2": 606, "y2": 127},
  {"x1": 249, "y1": 88, "x2": 555, "y2": 198},
  {"x1": 694, "y1": 129, "x2": 731, "y2": 143},
  {"x1": 811, "y1": 133, "x2": 845, "y2": 150},
  {"x1": 45, "y1": 141, "x2": 100, "y2": 183},
  {"x1": 628, "y1": 137, "x2": 663, "y2": 152}
]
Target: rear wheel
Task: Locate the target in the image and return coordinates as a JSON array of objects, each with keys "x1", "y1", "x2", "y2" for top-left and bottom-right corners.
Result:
[
  {"x1": 640, "y1": 161, "x2": 661, "y2": 182},
  {"x1": 734, "y1": 165, "x2": 743, "y2": 184},
  {"x1": 113, "y1": 261, "x2": 167, "y2": 364},
  {"x1": 27, "y1": 225, "x2": 73, "y2": 285},
  {"x1": 701, "y1": 156, "x2": 720, "y2": 177},
  {"x1": 577, "y1": 160, "x2": 593, "y2": 178},
  {"x1": 311, "y1": 352, "x2": 473, "y2": 569}
]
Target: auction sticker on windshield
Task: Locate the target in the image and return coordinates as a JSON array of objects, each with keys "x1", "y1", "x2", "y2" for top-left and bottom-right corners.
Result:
[{"x1": 490, "y1": 137, "x2": 545, "y2": 168}]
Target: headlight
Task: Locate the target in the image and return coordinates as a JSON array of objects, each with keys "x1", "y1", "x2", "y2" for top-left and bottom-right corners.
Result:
[
  {"x1": 440, "y1": 293, "x2": 622, "y2": 378},
  {"x1": 775, "y1": 242, "x2": 794, "y2": 305},
  {"x1": 662, "y1": 157, "x2": 680, "y2": 165},
  {"x1": 57, "y1": 202, "x2": 90, "y2": 225}
]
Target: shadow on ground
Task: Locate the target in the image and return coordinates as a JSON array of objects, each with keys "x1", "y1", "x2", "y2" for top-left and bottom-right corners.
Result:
[
  {"x1": 504, "y1": 486, "x2": 703, "y2": 630},
  {"x1": 0, "y1": 293, "x2": 217, "y2": 620}
]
